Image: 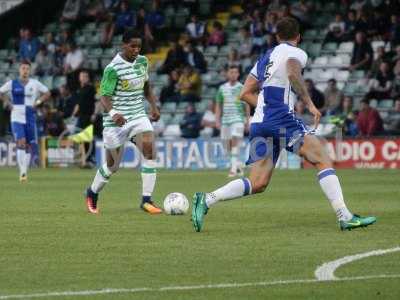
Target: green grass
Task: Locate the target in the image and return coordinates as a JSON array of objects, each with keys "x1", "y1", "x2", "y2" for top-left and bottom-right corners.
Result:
[{"x1": 0, "y1": 168, "x2": 399, "y2": 299}]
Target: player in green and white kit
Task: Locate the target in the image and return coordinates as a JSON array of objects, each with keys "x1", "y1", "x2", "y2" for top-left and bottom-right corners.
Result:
[
  {"x1": 85, "y1": 30, "x2": 162, "y2": 214},
  {"x1": 216, "y1": 65, "x2": 250, "y2": 177}
]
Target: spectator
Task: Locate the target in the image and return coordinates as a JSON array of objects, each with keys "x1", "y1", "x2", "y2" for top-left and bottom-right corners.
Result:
[
  {"x1": 238, "y1": 27, "x2": 253, "y2": 58},
  {"x1": 57, "y1": 85, "x2": 77, "y2": 120},
  {"x1": 324, "y1": 13, "x2": 346, "y2": 44},
  {"x1": 200, "y1": 100, "x2": 217, "y2": 137},
  {"x1": 45, "y1": 32, "x2": 57, "y2": 54},
  {"x1": 350, "y1": 0, "x2": 366, "y2": 11},
  {"x1": 294, "y1": 100, "x2": 313, "y2": 126},
  {"x1": 385, "y1": 98, "x2": 400, "y2": 134},
  {"x1": 145, "y1": 0, "x2": 165, "y2": 49},
  {"x1": 344, "y1": 9, "x2": 357, "y2": 39},
  {"x1": 183, "y1": 41, "x2": 207, "y2": 73},
  {"x1": 58, "y1": 29, "x2": 74, "y2": 45},
  {"x1": 391, "y1": 60, "x2": 400, "y2": 98},
  {"x1": 249, "y1": 10, "x2": 264, "y2": 50},
  {"x1": 389, "y1": 14, "x2": 400, "y2": 46},
  {"x1": 226, "y1": 49, "x2": 242, "y2": 71},
  {"x1": 178, "y1": 64, "x2": 202, "y2": 102},
  {"x1": 333, "y1": 96, "x2": 358, "y2": 136},
  {"x1": 18, "y1": 28, "x2": 40, "y2": 62},
  {"x1": 180, "y1": 103, "x2": 202, "y2": 138},
  {"x1": 391, "y1": 45, "x2": 400, "y2": 64},
  {"x1": 41, "y1": 104, "x2": 65, "y2": 137},
  {"x1": 208, "y1": 21, "x2": 225, "y2": 47},
  {"x1": 366, "y1": 61, "x2": 393, "y2": 100},
  {"x1": 349, "y1": 31, "x2": 373, "y2": 71},
  {"x1": 264, "y1": 12, "x2": 278, "y2": 35},
  {"x1": 354, "y1": 11, "x2": 372, "y2": 35},
  {"x1": 60, "y1": 0, "x2": 82, "y2": 23},
  {"x1": 323, "y1": 79, "x2": 343, "y2": 115},
  {"x1": 369, "y1": 46, "x2": 387, "y2": 78},
  {"x1": 64, "y1": 41, "x2": 84, "y2": 75},
  {"x1": 305, "y1": 79, "x2": 325, "y2": 109},
  {"x1": 102, "y1": 1, "x2": 135, "y2": 47},
  {"x1": 34, "y1": 45, "x2": 55, "y2": 76},
  {"x1": 259, "y1": 33, "x2": 278, "y2": 54},
  {"x1": 357, "y1": 99, "x2": 383, "y2": 136},
  {"x1": 158, "y1": 41, "x2": 186, "y2": 74},
  {"x1": 290, "y1": 0, "x2": 312, "y2": 28},
  {"x1": 73, "y1": 70, "x2": 96, "y2": 166},
  {"x1": 186, "y1": 15, "x2": 205, "y2": 44},
  {"x1": 159, "y1": 69, "x2": 180, "y2": 104}
]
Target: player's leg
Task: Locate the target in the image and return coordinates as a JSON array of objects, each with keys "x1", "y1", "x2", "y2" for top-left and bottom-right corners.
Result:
[
  {"x1": 192, "y1": 157, "x2": 275, "y2": 232},
  {"x1": 299, "y1": 134, "x2": 376, "y2": 230},
  {"x1": 230, "y1": 123, "x2": 245, "y2": 176},
  {"x1": 220, "y1": 125, "x2": 234, "y2": 176},
  {"x1": 11, "y1": 122, "x2": 28, "y2": 181},
  {"x1": 136, "y1": 130, "x2": 162, "y2": 214}
]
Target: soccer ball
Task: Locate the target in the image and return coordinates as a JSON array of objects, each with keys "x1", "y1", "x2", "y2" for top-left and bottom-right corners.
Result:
[{"x1": 163, "y1": 193, "x2": 189, "y2": 215}]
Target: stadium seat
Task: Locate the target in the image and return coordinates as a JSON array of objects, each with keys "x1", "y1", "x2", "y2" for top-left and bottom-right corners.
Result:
[
  {"x1": 163, "y1": 124, "x2": 181, "y2": 138},
  {"x1": 370, "y1": 99, "x2": 378, "y2": 108},
  {"x1": 303, "y1": 29, "x2": 318, "y2": 41},
  {"x1": 88, "y1": 48, "x2": 103, "y2": 58},
  {"x1": 322, "y1": 42, "x2": 338, "y2": 54},
  {"x1": 307, "y1": 43, "x2": 322, "y2": 58},
  {"x1": 41, "y1": 76, "x2": 53, "y2": 89},
  {"x1": 336, "y1": 70, "x2": 350, "y2": 81},
  {"x1": 379, "y1": 99, "x2": 394, "y2": 109},
  {"x1": 316, "y1": 82, "x2": 327, "y2": 92},
  {"x1": 195, "y1": 101, "x2": 208, "y2": 112},
  {"x1": 337, "y1": 42, "x2": 354, "y2": 54},
  {"x1": 343, "y1": 83, "x2": 357, "y2": 95},
  {"x1": 0, "y1": 49, "x2": 8, "y2": 59},
  {"x1": 162, "y1": 102, "x2": 177, "y2": 113},
  {"x1": 53, "y1": 76, "x2": 67, "y2": 88},
  {"x1": 313, "y1": 56, "x2": 329, "y2": 66}
]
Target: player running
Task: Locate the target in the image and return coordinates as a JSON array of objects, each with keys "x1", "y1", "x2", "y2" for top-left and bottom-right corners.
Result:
[
  {"x1": 0, "y1": 60, "x2": 50, "y2": 181},
  {"x1": 216, "y1": 65, "x2": 250, "y2": 177},
  {"x1": 192, "y1": 17, "x2": 376, "y2": 232},
  {"x1": 85, "y1": 30, "x2": 162, "y2": 214}
]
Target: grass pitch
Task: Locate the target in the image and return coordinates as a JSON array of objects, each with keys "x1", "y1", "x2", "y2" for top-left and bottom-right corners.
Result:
[{"x1": 0, "y1": 167, "x2": 399, "y2": 299}]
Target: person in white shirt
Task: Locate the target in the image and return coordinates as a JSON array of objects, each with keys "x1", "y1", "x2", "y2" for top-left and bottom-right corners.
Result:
[{"x1": 64, "y1": 41, "x2": 84, "y2": 74}]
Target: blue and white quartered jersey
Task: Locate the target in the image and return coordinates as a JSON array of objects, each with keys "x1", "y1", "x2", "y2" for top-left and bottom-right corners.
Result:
[
  {"x1": 0, "y1": 78, "x2": 49, "y2": 124},
  {"x1": 249, "y1": 43, "x2": 308, "y2": 124}
]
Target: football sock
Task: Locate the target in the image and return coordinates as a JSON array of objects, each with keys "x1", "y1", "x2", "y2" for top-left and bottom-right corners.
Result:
[
  {"x1": 90, "y1": 164, "x2": 112, "y2": 194},
  {"x1": 206, "y1": 177, "x2": 252, "y2": 207},
  {"x1": 25, "y1": 152, "x2": 31, "y2": 170},
  {"x1": 318, "y1": 168, "x2": 353, "y2": 221},
  {"x1": 16, "y1": 149, "x2": 27, "y2": 176},
  {"x1": 141, "y1": 158, "x2": 157, "y2": 202},
  {"x1": 230, "y1": 145, "x2": 239, "y2": 171}
]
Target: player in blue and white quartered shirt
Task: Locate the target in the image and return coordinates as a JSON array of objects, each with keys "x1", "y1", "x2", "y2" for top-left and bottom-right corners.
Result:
[
  {"x1": 192, "y1": 17, "x2": 376, "y2": 232},
  {"x1": 0, "y1": 61, "x2": 50, "y2": 181}
]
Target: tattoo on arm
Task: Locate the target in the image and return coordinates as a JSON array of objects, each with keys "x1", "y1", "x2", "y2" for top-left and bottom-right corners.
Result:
[{"x1": 287, "y1": 58, "x2": 310, "y2": 101}]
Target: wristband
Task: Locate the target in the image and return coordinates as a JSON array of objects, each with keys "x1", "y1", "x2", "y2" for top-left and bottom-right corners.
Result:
[{"x1": 108, "y1": 109, "x2": 118, "y2": 118}]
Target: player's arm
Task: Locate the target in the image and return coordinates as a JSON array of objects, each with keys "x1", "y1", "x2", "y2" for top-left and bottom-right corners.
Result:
[
  {"x1": 215, "y1": 88, "x2": 223, "y2": 129},
  {"x1": 100, "y1": 66, "x2": 126, "y2": 127},
  {"x1": 144, "y1": 81, "x2": 160, "y2": 122},
  {"x1": 0, "y1": 81, "x2": 12, "y2": 109},
  {"x1": 287, "y1": 58, "x2": 321, "y2": 129},
  {"x1": 239, "y1": 75, "x2": 259, "y2": 107},
  {"x1": 244, "y1": 102, "x2": 251, "y2": 132},
  {"x1": 34, "y1": 91, "x2": 51, "y2": 107}
]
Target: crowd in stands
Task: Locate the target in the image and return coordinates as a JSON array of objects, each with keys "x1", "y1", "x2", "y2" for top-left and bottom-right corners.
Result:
[{"x1": 1, "y1": 0, "x2": 400, "y2": 143}]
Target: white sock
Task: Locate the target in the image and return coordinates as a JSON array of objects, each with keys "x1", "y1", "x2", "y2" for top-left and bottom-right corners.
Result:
[
  {"x1": 318, "y1": 168, "x2": 353, "y2": 221},
  {"x1": 91, "y1": 164, "x2": 112, "y2": 193},
  {"x1": 230, "y1": 146, "x2": 239, "y2": 171},
  {"x1": 16, "y1": 149, "x2": 27, "y2": 176},
  {"x1": 25, "y1": 152, "x2": 31, "y2": 170},
  {"x1": 141, "y1": 159, "x2": 157, "y2": 197},
  {"x1": 206, "y1": 178, "x2": 252, "y2": 207}
]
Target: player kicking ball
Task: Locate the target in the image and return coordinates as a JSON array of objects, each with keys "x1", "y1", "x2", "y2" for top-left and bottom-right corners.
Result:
[
  {"x1": 192, "y1": 18, "x2": 376, "y2": 231},
  {"x1": 216, "y1": 65, "x2": 250, "y2": 177},
  {"x1": 85, "y1": 30, "x2": 162, "y2": 214},
  {"x1": 0, "y1": 60, "x2": 50, "y2": 182}
]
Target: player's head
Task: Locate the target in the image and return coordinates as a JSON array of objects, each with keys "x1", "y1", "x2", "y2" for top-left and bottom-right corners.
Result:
[
  {"x1": 276, "y1": 17, "x2": 300, "y2": 45},
  {"x1": 19, "y1": 60, "x2": 31, "y2": 79},
  {"x1": 227, "y1": 65, "x2": 240, "y2": 83},
  {"x1": 122, "y1": 29, "x2": 142, "y2": 61}
]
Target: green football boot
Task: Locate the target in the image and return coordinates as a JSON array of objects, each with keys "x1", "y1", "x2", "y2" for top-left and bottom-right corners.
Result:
[
  {"x1": 340, "y1": 214, "x2": 377, "y2": 231},
  {"x1": 192, "y1": 192, "x2": 209, "y2": 232}
]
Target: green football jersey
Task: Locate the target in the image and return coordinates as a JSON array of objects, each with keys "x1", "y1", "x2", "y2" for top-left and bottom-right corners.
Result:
[
  {"x1": 216, "y1": 81, "x2": 245, "y2": 125},
  {"x1": 100, "y1": 53, "x2": 149, "y2": 127}
]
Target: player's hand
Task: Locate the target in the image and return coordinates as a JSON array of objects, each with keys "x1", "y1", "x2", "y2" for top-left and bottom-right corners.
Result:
[
  {"x1": 308, "y1": 104, "x2": 321, "y2": 130},
  {"x1": 112, "y1": 113, "x2": 126, "y2": 127},
  {"x1": 150, "y1": 106, "x2": 160, "y2": 122}
]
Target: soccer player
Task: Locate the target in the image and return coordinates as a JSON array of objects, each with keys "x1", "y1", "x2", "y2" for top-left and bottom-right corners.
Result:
[
  {"x1": 85, "y1": 30, "x2": 162, "y2": 214},
  {"x1": 215, "y1": 65, "x2": 250, "y2": 177},
  {"x1": 192, "y1": 18, "x2": 376, "y2": 232},
  {"x1": 0, "y1": 60, "x2": 50, "y2": 181}
]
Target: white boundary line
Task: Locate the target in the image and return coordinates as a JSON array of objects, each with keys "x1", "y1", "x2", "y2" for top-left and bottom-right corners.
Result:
[
  {"x1": 315, "y1": 246, "x2": 400, "y2": 281},
  {"x1": 1, "y1": 274, "x2": 400, "y2": 299}
]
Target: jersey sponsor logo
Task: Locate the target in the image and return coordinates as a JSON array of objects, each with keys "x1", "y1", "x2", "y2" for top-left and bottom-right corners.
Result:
[{"x1": 121, "y1": 80, "x2": 130, "y2": 90}]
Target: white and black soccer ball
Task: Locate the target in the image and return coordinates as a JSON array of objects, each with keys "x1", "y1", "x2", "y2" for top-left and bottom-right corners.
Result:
[{"x1": 163, "y1": 193, "x2": 189, "y2": 215}]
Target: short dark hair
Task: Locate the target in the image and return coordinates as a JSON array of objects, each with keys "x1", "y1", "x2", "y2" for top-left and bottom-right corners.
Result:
[
  {"x1": 20, "y1": 59, "x2": 31, "y2": 66},
  {"x1": 228, "y1": 64, "x2": 240, "y2": 71},
  {"x1": 276, "y1": 17, "x2": 300, "y2": 41},
  {"x1": 122, "y1": 29, "x2": 142, "y2": 43},
  {"x1": 361, "y1": 98, "x2": 370, "y2": 105}
]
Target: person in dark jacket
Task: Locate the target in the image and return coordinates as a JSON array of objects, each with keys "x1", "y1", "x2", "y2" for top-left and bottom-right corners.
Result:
[
  {"x1": 180, "y1": 103, "x2": 202, "y2": 138},
  {"x1": 305, "y1": 79, "x2": 325, "y2": 110},
  {"x1": 183, "y1": 41, "x2": 207, "y2": 73}
]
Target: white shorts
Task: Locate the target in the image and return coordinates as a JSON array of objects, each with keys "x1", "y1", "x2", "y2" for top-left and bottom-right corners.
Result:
[
  {"x1": 103, "y1": 117, "x2": 153, "y2": 149},
  {"x1": 220, "y1": 122, "x2": 244, "y2": 140}
]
